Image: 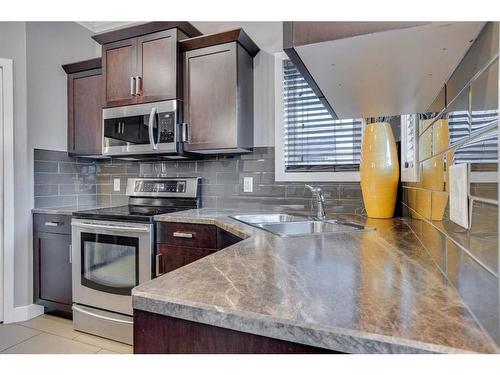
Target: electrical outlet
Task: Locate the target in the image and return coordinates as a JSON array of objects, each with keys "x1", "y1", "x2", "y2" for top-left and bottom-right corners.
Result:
[
  {"x1": 243, "y1": 177, "x2": 253, "y2": 193},
  {"x1": 113, "y1": 178, "x2": 121, "y2": 192}
]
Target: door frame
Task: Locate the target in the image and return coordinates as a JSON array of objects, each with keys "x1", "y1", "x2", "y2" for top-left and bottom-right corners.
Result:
[{"x1": 0, "y1": 58, "x2": 15, "y2": 323}]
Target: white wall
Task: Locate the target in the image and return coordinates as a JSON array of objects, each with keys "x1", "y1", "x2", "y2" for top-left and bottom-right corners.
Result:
[
  {"x1": 253, "y1": 51, "x2": 276, "y2": 147},
  {"x1": 1, "y1": 22, "x2": 99, "y2": 307},
  {"x1": 0, "y1": 22, "x2": 29, "y2": 307},
  {"x1": 27, "y1": 22, "x2": 99, "y2": 152}
]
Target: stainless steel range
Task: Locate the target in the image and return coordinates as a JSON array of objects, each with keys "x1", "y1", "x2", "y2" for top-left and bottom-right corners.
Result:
[{"x1": 71, "y1": 177, "x2": 201, "y2": 344}]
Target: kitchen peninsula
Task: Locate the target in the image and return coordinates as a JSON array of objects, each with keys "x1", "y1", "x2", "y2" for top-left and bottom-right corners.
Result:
[{"x1": 132, "y1": 209, "x2": 498, "y2": 354}]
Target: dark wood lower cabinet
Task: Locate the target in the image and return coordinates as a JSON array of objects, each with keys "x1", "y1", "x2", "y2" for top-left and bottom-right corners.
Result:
[
  {"x1": 134, "y1": 309, "x2": 335, "y2": 354},
  {"x1": 155, "y1": 222, "x2": 243, "y2": 276},
  {"x1": 33, "y1": 231, "x2": 73, "y2": 317},
  {"x1": 157, "y1": 244, "x2": 216, "y2": 274},
  {"x1": 33, "y1": 214, "x2": 73, "y2": 318}
]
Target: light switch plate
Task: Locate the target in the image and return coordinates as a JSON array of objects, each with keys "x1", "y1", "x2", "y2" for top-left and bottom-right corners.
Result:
[
  {"x1": 113, "y1": 178, "x2": 121, "y2": 192},
  {"x1": 243, "y1": 177, "x2": 253, "y2": 193},
  {"x1": 449, "y1": 164, "x2": 468, "y2": 228}
]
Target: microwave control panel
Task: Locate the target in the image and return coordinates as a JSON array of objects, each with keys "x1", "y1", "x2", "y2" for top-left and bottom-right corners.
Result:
[{"x1": 158, "y1": 112, "x2": 176, "y2": 143}]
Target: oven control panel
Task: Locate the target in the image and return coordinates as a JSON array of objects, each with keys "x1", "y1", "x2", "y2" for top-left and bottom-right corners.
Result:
[
  {"x1": 135, "y1": 180, "x2": 186, "y2": 194},
  {"x1": 127, "y1": 177, "x2": 200, "y2": 198}
]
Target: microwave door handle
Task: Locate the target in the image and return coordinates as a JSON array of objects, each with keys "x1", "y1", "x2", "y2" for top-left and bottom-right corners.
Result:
[
  {"x1": 148, "y1": 107, "x2": 158, "y2": 150},
  {"x1": 156, "y1": 112, "x2": 161, "y2": 147}
]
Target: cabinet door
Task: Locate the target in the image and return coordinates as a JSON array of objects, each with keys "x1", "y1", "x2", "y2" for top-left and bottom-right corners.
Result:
[
  {"x1": 156, "y1": 244, "x2": 216, "y2": 275},
  {"x1": 68, "y1": 69, "x2": 104, "y2": 155},
  {"x1": 184, "y1": 43, "x2": 237, "y2": 151},
  {"x1": 33, "y1": 232, "x2": 72, "y2": 306},
  {"x1": 102, "y1": 38, "x2": 138, "y2": 107},
  {"x1": 137, "y1": 30, "x2": 178, "y2": 103}
]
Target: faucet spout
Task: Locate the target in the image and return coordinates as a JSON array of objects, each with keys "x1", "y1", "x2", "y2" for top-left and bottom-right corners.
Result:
[{"x1": 305, "y1": 185, "x2": 326, "y2": 220}]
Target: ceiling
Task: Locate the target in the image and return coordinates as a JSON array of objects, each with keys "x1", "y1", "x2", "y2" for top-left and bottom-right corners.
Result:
[{"x1": 78, "y1": 21, "x2": 283, "y2": 54}]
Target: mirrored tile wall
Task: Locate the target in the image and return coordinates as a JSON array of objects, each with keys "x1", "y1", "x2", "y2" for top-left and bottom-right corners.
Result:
[{"x1": 402, "y1": 21, "x2": 499, "y2": 346}]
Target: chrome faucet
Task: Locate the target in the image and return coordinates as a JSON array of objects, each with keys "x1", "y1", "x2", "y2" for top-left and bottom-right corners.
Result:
[{"x1": 305, "y1": 185, "x2": 326, "y2": 220}]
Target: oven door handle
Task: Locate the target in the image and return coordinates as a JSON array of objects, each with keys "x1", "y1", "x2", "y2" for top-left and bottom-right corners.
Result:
[
  {"x1": 72, "y1": 305, "x2": 133, "y2": 325},
  {"x1": 73, "y1": 222, "x2": 150, "y2": 233},
  {"x1": 148, "y1": 106, "x2": 159, "y2": 150}
]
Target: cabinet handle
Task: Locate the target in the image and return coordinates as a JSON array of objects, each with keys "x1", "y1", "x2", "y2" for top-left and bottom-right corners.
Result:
[
  {"x1": 44, "y1": 221, "x2": 61, "y2": 227},
  {"x1": 173, "y1": 231, "x2": 194, "y2": 239},
  {"x1": 69, "y1": 244, "x2": 72, "y2": 264},
  {"x1": 155, "y1": 253, "x2": 163, "y2": 277},
  {"x1": 135, "y1": 76, "x2": 142, "y2": 96},
  {"x1": 179, "y1": 123, "x2": 189, "y2": 143},
  {"x1": 130, "y1": 76, "x2": 136, "y2": 96}
]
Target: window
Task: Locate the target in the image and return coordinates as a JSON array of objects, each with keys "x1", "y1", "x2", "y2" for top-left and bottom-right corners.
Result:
[
  {"x1": 401, "y1": 114, "x2": 419, "y2": 182},
  {"x1": 275, "y1": 59, "x2": 363, "y2": 182}
]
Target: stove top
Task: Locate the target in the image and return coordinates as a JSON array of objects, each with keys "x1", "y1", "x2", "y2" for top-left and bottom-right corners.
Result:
[
  {"x1": 73, "y1": 177, "x2": 201, "y2": 223},
  {"x1": 73, "y1": 205, "x2": 189, "y2": 223}
]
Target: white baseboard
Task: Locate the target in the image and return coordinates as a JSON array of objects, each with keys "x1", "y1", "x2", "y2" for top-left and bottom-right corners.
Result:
[{"x1": 12, "y1": 304, "x2": 44, "y2": 322}]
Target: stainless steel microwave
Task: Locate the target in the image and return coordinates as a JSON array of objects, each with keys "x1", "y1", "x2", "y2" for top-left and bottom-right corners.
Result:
[{"x1": 102, "y1": 100, "x2": 185, "y2": 158}]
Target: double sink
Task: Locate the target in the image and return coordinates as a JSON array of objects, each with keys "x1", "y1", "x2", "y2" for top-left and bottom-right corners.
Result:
[{"x1": 231, "y1": 214, "x2": 370, "y2": 237}]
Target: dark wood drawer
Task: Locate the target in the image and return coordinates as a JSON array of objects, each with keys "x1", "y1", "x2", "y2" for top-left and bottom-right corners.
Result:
[
  {"x1": 156, "y1": 222, "x2": 218, "y2": 249},
  {"x1": 33, "y1": 214, "x2": 72, "y2": 235},
  {"x1": 156, "y1": 244, "x2": 217, "y2": 274}
]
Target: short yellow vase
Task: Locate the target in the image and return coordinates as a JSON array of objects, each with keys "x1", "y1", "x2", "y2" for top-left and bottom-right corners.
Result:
[{"x1": 360, "y1": 122, "x2": 400, "y2": 218}]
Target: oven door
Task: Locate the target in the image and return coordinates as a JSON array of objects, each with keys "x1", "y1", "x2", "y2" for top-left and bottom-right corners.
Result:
[
  {"x1": 102, "y1": 100, "x2": 178, "y2": 156},
  {"x1": 71, "y1": 219, "x2": 153, "y2": 316}
]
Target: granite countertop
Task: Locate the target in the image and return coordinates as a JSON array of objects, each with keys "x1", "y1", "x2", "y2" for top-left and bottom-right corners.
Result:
[
  {"x1": 31, "y1": 205, "x2": 111, "y2": 216},
  {"x1": 131, "y1": 208, "x2": 497, "y2": 353}
]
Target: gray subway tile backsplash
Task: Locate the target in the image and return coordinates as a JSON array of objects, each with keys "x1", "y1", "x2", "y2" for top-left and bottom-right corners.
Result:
[
  {"x1": 34, "y1": 160, "x2": 58, "y2": 173},
  {"x1": 34, "y1": 195, "x2": 78, "y2": 208},
  {"x1": 34, "y1": 184, "x2": 59, "y2": 197},
  {"x1": 34, "y1": 149, "x2": 99, "y2": 209},
  {"x1": 34, "y1": 147, "x2": 364, "y2": 214}
]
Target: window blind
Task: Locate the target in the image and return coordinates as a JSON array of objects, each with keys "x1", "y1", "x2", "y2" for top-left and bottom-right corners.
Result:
[
  {"x1": 404, "y1": 115, "x2": 417, "y2": 167},
  {"x1": 448, "y1": 109, "x2": 498, "y2": 164},
  {"x1": 283, "y1": 60, "x2": 363, "y2": 172}
]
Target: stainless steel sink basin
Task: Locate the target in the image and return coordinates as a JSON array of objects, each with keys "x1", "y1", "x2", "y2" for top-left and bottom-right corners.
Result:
[
  {"x1": 230, "y1": 214, "x2": 306, "y2": 224},
  {"x1": 230, "y1": 214, "x2": 370, "y2": 237},
  {"x1": 255, "y1": 220, "x2": 367, "y2": 237}
]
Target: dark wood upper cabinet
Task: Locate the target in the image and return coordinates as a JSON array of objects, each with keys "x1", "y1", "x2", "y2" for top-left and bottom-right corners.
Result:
[
  {"x1": 102, "y1": 38, "x2": 138, "y2": 107},
  {"x1": 137, "y1": 30, "x2": 179, "y2": 103},
  {"x1": 92, "y1": 22, "x2": 202, "y2": 45},
  {"x1": 180, "y1": 29, "x2": 259, "y2": 154},
  {"x1": 63, "y1": 58, "x2": 104, "y2": 156},
  {"x1": 95, "y1": 23, "x2": 201, "y2": 108},
  {"x1": 184, "y1": 44, "x2": 237, "y2": 151}
]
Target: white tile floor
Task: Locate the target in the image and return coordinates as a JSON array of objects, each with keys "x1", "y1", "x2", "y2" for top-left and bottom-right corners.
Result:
[{"x1": 0, "y1": 314, "x2": 133, "y2": 354}]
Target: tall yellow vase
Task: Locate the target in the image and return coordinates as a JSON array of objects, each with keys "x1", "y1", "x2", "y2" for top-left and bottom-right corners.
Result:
[{"x1": 360, "y1": 122, "x2": 400, "y2": 218}]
